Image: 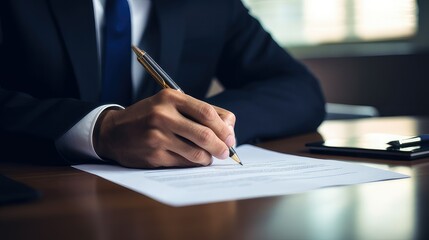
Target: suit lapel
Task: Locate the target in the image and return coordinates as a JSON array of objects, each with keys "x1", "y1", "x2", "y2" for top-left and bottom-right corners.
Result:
[
  {"x1": 48, "y1": 0, "x2": 100, "y2": 102},
  {"x1": 154, "y1": 0, "x2": 186, "y2": 82}
]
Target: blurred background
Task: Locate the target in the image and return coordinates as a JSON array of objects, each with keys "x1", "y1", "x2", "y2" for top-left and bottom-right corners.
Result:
[{"x1": 242, "y1": 0, "x2": 428, "y2": 117}]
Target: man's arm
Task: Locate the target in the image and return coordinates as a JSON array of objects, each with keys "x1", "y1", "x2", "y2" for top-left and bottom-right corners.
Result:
[
  {"x1": 0, "y1": 0, "x2": 236, "y2": 168},
  {"x1": 0, "y1": 86, "x2": 236, "y2": 168},
  {"x1": 0, "y1": 88, "x2": 99, "y2": 164},
  {"x1": 207, "y1": 0, "x2": 326, "y2": 144},
  {"x1": 0, "y1": 5, "x2": 99, "y2": 164}
]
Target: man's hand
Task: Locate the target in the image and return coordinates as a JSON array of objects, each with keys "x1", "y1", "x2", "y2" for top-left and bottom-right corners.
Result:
[{"x1": 93, "y1": 89, "x2": 236, "y2": 168}]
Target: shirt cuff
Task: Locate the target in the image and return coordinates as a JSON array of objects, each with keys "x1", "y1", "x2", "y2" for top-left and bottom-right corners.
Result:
[{"x1": 55, "y1": 104, "x2": 124, "y2": 162}]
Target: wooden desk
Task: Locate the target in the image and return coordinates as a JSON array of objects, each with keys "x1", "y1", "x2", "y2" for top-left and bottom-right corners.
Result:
[{"x1": 1, "y1": 116, "x2": 429, "y2": 240}]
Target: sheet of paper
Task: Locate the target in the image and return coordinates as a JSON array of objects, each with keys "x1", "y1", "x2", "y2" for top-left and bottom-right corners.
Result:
[{"x1": 74, "y1": 145, "x2": 408, "y2": 207}]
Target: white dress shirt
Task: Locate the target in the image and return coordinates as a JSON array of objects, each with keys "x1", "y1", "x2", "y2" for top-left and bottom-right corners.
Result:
[{"x1": 56, "y1": 0, "x2": 151, "y2": 161}]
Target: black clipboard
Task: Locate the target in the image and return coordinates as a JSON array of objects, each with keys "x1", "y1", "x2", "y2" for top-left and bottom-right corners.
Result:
[{"x1": 305, "y1": 133, "x2": 429, "y2": 160}]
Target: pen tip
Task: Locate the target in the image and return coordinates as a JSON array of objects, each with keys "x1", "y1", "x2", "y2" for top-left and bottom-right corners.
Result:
[
  {"x1": 387, "y1": 140, "x2": 400, "y2": 147},
  {"x1": 230, "y1": 153, "x2": 243, "y2": 166}
]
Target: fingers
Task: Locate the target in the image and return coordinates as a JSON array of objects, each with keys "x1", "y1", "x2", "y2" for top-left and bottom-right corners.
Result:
[
  {"x1": 144, "y1": 130, "x2": 214, "y2": 167},
  {"x1": 96, "y1": 89, "x2": 237, "y2": 169},
  {"x1": 148, "y1": 150, "x2": 210, "y2": 168},
  {"x1": 154, "y1": 90, "x2": 236, "y2": 159},
  {"x1": 117, "y1": 129, "x2": 212, "y2": 168},
  {"x1": 170, "y1": 116, "x2": 231, "y2": 159},
  {"x1": 123, "y1": 149, "x2": 209, "y2": 168},
  {"x1": 166, "y1": 134, "x2": 213, "y2": 166},
  {"x1": 171, "y1": 92, "x2": 236, "y2": 146},
  {"x1": 212, "y1": 105, "x2": 236, "y2": 128},
  {"x1": 212, "y1": 105, "x2": 236, "y2": 145}
]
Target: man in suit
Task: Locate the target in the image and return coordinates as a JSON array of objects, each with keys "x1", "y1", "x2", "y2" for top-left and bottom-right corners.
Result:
[{"x1": 0, "y1": 0, "x2": 325, "y2": 168}]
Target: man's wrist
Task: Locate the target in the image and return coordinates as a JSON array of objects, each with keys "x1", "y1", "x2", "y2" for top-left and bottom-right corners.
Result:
[
  {"x1": 93, "y1": 108, "x2": 121, "y2": 161},
  {"x1": 55, "y1": 104, "x2": 124, "y2": 163}
]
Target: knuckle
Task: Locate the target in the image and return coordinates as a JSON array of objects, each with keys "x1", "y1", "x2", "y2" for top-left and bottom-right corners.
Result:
[
  {"x1": 199, "y1": 105, "x2": 217, "y2": 121},
  {"x1": 197, "y1": 128, "x2": 214, "y2": 145},
  {"x1": 146, "y1": 107, "x2": 169, "y2": 127},
  {"x1": 143, "y1": 130, "x2": 163, "y2": 149},
  {"x1": 227, "y1": 112, "x2": 236, "y2": 125},
  {"x1": 221, "y1": 111, "x2": 236, "y2": 127},
  {"x1": 157, "y1": 89, "x2": 178, "y2": 102},
  {"x1": 145, "y1": 109, "x2": 161, "y2": 126},
  {"x1": 220, "y1": 124, "x2": 232, "y2": 138}
]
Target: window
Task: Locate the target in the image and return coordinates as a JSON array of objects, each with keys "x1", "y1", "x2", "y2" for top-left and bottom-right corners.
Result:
[{"x1": 243, "y1": 0, "x2": 418, "y2": 56}]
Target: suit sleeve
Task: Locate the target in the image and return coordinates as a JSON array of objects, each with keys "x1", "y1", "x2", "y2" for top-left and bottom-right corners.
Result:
[
  {"x1": 206, "y1": 0, "x2": 326, "y2": 144},
  {"x1": 0, "y1": 87, "x2": 99, "y2": 165},
  {"x1": 0, "y1": 6, "x2": 101, "y2": 165}
]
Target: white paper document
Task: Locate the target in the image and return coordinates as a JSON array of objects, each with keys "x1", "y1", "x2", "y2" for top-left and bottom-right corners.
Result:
[{"x1": 74, "y1": 145, "x2": 408, "y2": 207}]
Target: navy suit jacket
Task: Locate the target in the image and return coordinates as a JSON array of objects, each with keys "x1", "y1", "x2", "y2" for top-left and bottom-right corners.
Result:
[{"x1": 0, "y1": 0, "x2": 325, "y2": 164}]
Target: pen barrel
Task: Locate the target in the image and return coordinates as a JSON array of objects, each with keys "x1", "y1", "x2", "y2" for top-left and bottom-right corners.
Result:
[
  {"x1": 137, "y1": 58, "x2": 169, "y2": 89},
  {"x1": 398, "y1": 137, "x2": 422, "y2": 147},
  {"x1": 142, "y1": 54, "x2": 183, "y2": 92},
  {"x1": 132, "y1": 46, "x2": 242, "y2": 166}
]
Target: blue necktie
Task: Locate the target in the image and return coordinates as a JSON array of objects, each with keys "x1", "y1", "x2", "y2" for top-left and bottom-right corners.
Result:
[{"x1": 101, "y1": 0, "x2": 132, "y2": 106}]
